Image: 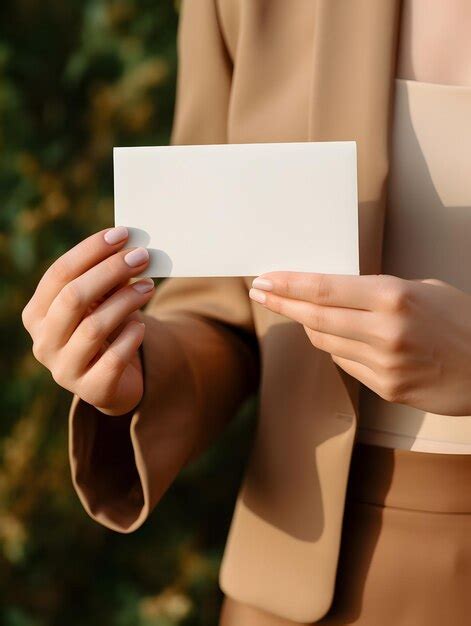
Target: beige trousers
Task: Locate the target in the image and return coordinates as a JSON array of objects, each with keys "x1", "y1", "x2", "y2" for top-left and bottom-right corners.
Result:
[{"x1": 221, "y1": 443, "x2": 471, "y2": 625}]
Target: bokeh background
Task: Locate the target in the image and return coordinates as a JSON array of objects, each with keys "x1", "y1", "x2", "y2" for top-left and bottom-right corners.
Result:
[{"x1": 0, "y1": 2, "x2": 255, "y2": 624}]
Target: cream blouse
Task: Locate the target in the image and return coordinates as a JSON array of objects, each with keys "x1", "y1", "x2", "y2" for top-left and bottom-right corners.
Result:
[{"x1": 358, "y1": 78, "x2": 471, "y2": 454}]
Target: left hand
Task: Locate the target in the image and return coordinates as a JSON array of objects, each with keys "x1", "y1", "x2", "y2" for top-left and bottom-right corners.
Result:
[{"x1": 249, "y1": 272, "x2": 471, "y2": 416}]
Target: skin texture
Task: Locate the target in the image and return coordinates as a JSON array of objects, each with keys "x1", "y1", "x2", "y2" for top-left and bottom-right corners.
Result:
[
  {"x1": 22, "y1": 227, "x2": 155, "y2": 416},
  {"x1": 397, "y1": 0, "x2": 471, "y2": 86},
  {"x1": 249, "y1": 273, "x2": 471, "y2": 416}
]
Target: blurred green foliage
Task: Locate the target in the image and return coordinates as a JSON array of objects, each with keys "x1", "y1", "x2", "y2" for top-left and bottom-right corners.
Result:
[{"x1": 0, "y1": 2, "x2": 254, "y2": 624}]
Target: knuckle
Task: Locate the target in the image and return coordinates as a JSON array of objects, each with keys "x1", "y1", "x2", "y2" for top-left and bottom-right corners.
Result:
[
  {"x1": 32, "y1": 337, "x2": 47, "y2": 363},
  {"x1": 377, "y1": 351, "x2": 403, "y2": 374},
  {"x1": 121, "y1": 288, "x2": 137, "y2": 307},
  {"x1": 379, "y1": 375, "x2": 409, "y2": 404},
  {"x1": 307, "y1": 328, "x2": 325, "y2": 350},
  {"x1": 378, "y1": 276, "x2": 412, "y2": 312},
  {"x1": 51, "y1": 362, "x2": 68, "y2": 387},
  {"x1": 80, "y1": 314, "x2": 103, "y2": 342},
  {"x1": 21, "y1": 302, "x2": 33, "y2": 331},
  {"x1": 278, "y1": 274, "x2": 291, "y2": 296},
  {"x1": 312, "y1": 274, "x2": 330, "y2": 303},
  {"x1": 382, "y1": 323, "x2": 409, "y2": 353},
  {"x1": 49, "y1": 257, "x2": 72, "y2": 284},
  {"x1": 59, "y1": 282, "x2": 82, "y2": 311},
  {"x1": 307, "y1": 307, "x2": 323, "y2": 331},
  {"x1": 80, "y1": 237, "x2": 100, "y2": 259}
]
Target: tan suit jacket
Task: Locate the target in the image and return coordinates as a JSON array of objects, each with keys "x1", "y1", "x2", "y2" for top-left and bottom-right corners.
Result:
[{"x1": 69, "y1": 1, "x2": 401, "y2": 622}]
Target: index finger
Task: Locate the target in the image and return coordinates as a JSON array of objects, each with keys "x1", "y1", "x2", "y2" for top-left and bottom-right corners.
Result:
[
  {"x1": 252, "y1": 272, "x2": 379, "y2": 311},
  {"x1": 27, "y1": 226, "x2": 129, "y2": 321}
]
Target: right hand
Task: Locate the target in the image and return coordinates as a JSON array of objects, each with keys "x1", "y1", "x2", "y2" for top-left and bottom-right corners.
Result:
[{"x1": 22, "y1": 227, "x2": 155, "y2": 416}]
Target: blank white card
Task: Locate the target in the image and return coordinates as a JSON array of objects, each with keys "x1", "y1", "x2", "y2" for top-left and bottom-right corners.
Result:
[{"x1": 113, "y1": 141, "x2": 358, "y2": 277}]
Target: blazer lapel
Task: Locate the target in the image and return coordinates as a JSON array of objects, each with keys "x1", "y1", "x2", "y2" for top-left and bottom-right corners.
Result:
[{"x1": 309, "y1": 0, "x2": 401, "y2": 275}]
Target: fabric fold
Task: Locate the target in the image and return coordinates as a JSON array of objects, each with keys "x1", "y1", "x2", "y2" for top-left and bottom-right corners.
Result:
[{"x1": 69, "y1": 309, "x2": 257, "y2": 533}]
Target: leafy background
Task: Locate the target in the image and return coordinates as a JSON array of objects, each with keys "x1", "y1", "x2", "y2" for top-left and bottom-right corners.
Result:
[{"x1": 0, "y1": 1, "x2": 254, "y2": 624}]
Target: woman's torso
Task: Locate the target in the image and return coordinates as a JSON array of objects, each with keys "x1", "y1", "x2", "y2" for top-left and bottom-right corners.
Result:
[
  {"x1": 358, "y1": 0, "x2": 471, "y2": 454},
  {"x1": 358, "y1": 78, "x2": 471, "y2": 453},
  {"x1": 217, "y1": 1, "x2": 471, "y2": 623}
]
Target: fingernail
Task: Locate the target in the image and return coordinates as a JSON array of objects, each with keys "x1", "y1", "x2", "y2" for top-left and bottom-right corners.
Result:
[
  {"x1": 252, "y1": 277, "x2": 273, "y2": 291},
  {"x1": 104, "y1": 226, "x2": 128, "y2": 245},
  {"x1": 249, "y1": 288, "x2": 267, "y2": 304},
  {"x1": 132, "y1": 278, "x2": 154, "y2": 294},
  {"x1": 124, "y1": 247, "x2": 149, "y2": 268}
]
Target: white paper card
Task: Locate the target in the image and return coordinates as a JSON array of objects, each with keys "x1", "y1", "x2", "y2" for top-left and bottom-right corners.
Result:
[{"x1": 113, "y1": 141, "x2": 358, "y2": 277}]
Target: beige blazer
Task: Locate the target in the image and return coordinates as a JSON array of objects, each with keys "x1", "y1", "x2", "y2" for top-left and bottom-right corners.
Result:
[{"x1": 69, "y1": 1, "x2": 401, "y2": 622}]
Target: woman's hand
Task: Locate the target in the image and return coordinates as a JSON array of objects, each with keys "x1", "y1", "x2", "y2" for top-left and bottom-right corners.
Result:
[
  {"x1": 249, "y1": 272, "x2": 471, "y2": 416},
  {"x1": 22, "y1": 227, "x2": 155, "y2": 416}
]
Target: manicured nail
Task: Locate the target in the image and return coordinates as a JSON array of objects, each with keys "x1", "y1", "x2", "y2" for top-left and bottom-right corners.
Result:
[
  {"x1": 252, "y1": 277, "x2": 273, "y2": 291},
  {"x1": 104, "y1": 226, "x2": 128, "y2": 245},
  {"x1": 124, "y1": 247, "x2": 149, "y2": 268},
  {"x1": 132, "y1": 278, "x2": 154, "y2": 294},
  {"x1": 249, "y1": 288, "x2": 267, "y2": 304}
]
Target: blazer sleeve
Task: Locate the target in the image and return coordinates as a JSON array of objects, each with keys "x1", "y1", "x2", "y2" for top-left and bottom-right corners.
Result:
[{"x1": 68, "y1": 0, "x2": 259, "y2": 533}]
